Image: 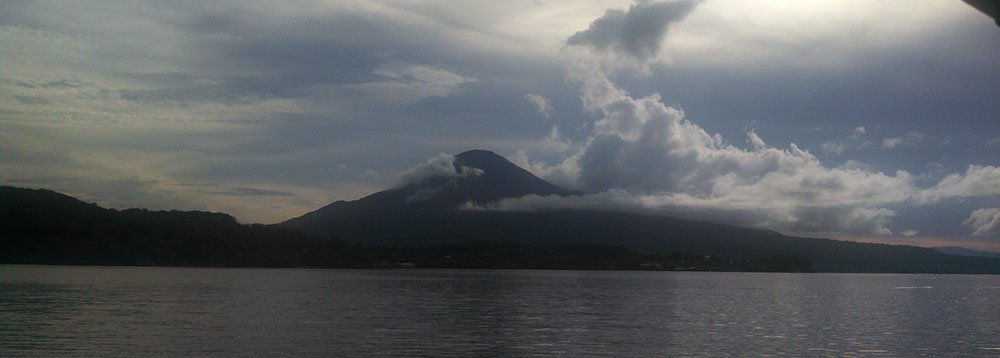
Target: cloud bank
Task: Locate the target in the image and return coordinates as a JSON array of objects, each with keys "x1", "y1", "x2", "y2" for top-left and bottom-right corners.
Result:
[{"x1": 475, "y1": 0, "x2": 1000, "y2": 237}]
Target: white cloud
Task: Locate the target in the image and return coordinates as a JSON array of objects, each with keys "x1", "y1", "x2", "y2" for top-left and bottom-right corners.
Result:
[
  {"x1": 916, "y1": 165, "x2": 1000, "y2": 203},
  {"x1": 882, "y1": 132, "x2": 926, "y2": 149},
  {"x1": 508, "y1": 149, "x2": 581, "y2": 191},
  {"x1": 472, "y1": 0, "x2": 1000, "y2": 237},
  {"x1": 819, "y1": 127, "x2": 871, "y2": 155},
  {"x1": 394, "y1": 153, "x2": 483, "y2": 188},
  {"x1": 820, "y1": 142, "x2": 844, "y2": 155},
  {"x1": 963, "y1": 208, "x2": 1000, "y2": 237},
  {"x1": 523, "y1": 93, "x2": 553, "y2": 117},
  {"x1": 504, "y1": 81, "x2": 1000, "y2": 235},
  {"x1": 348, "y1": 64, "x2": 475, "y2": 105},
  {"x1": 540, "y1": 125, "x2": 575, "y2": 152},
  {"x1": 881, "y1": 138, "x2": 903, "y2": 149},
  {"x1": 511, "y1": 47, "x2": 921, "y2": 235}
]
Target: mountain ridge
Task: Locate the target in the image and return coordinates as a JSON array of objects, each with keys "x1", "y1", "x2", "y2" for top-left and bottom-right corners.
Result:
[
  {"x1": 5, "y1": 182, "x2": 1000, "y2": 273},
  {"x1": 0, "y1": 185, "x2": 807, "y2": 271},
  {"x1": 5, "y1": 150, "x2": 1000, "y2": 273},
  {"x1": 275, "y1": 150, "x2": 1000, "y2": 273}
]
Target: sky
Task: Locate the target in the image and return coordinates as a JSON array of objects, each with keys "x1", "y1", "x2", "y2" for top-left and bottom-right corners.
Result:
[{"x1": 2, "y1": 0, "x2": 999, "y2": 250}]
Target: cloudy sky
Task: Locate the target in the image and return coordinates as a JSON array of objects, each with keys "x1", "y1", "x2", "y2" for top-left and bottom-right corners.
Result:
[{"x1": 2, "y1": 1, "x2": 999, "y2": 249}]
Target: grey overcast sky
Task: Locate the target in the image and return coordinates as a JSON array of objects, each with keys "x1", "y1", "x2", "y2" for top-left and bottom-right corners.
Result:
[{"x1": 2, "y1": 1, "x2": 999, "y2": 249}]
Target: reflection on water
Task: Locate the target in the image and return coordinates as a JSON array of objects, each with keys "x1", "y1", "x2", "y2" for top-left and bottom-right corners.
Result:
[{"x1": 2, "y1": 266, "x2": 999, "y2": 357}]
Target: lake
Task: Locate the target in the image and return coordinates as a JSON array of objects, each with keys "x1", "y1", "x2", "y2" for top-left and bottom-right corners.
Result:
[{"x1": 2, "y1": 266, "x2": 999, "y2": 357}]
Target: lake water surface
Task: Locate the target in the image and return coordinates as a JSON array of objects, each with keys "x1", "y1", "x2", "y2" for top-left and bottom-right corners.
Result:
[{"x1": 2, "y1": 265, "x2": 999, "y2": 357}]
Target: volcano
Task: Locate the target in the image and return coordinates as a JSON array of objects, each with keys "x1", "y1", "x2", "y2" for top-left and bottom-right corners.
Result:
[
  {"x1": 277, "y1": 150, "x2": 1000, "y2": 273},
  {"x1": 278, "y1": 150, "x2": 578, "y2": 236}
]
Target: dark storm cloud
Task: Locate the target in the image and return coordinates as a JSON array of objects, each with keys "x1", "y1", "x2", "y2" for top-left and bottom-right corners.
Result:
[{"x1": 567, "y1": 0, "x2": 701, "y2": 60}]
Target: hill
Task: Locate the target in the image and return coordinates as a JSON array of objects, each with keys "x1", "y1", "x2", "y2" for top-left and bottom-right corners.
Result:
[
  {"x1": 0, "y1": 186, "x2": 806, "y2": 271},
  {"x1": 935, "y1": 246, "x2": 1000, "y2": 259},
  {"x1": 0, "y1": 187, "x2": 367, "y2": 267}
]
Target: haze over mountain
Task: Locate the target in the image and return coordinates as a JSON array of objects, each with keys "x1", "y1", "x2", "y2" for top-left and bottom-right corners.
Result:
[{"x1": 280, "y1": 150, "x2": 1000, "y2": 273}]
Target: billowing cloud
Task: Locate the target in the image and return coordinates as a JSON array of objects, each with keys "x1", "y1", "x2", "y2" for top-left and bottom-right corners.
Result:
[
  {"x1": 567, "y1": 0, "x2": 701, "y2": 61},
  {"x1": 505, "y1": 81, "x2": 999, "y2": 235},
  {"x1": 523, "y1": 93, "x2": 553, "y2": 118},
  {"x1": 916, "y1": 165, "x2": 1000, "y2": 203},
  {"x1": 490, "y1": 90, "x2": 920, "y2": 235},
  {"x1": 964, "y1": 208, "x2": 1000, "y2": 237},
  {"x1": 470, "y1": 0, "x2": 1000, "y2": 237},
  {"x1": 492, "y1": 67, "x2": 924, "y2": 235}
]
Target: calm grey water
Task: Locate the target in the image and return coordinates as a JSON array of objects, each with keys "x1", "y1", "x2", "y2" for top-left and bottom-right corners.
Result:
[{"x1": 2, "y1": 266, "x2": 999, "y2": 357}]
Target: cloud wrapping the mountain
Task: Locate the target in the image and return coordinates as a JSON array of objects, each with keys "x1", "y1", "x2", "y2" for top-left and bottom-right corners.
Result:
[
  {"x1": 964, "y1": 208, "x2": 1000, "y2": 237},
  {"x1": 394, "y1": 153, "x2": 483, "y2": 188}
]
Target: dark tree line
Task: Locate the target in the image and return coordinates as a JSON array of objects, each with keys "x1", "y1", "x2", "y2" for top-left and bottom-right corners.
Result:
[{"x1": 0, "y1": 187, "x2": 812, "y2": 271}]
